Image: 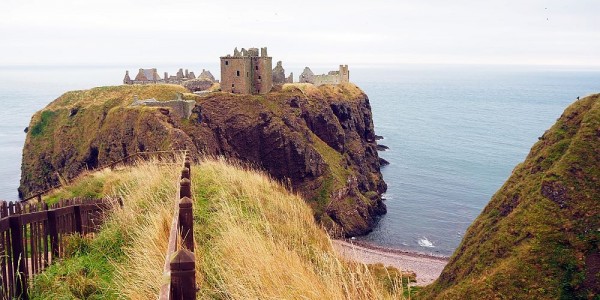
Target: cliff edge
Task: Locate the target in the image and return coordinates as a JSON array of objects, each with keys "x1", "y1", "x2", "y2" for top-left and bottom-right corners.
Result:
[
  {"x1": 19, "y1": 83, "x2": 387, "y2": 236},
  {"x1": 420, "y1": 95, "x2": 600, "y2": 299}
]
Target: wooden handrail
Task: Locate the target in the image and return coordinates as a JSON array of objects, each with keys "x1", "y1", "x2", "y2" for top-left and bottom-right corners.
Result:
[
  {"x1": 0, "y1": 197, "x2": 116, "y2": 299},
  {"x1": 159, "y1": 154, "x2": 196, "y2": 300}
]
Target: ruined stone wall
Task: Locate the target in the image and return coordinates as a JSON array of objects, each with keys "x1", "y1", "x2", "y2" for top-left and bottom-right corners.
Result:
[
  {"x1": 299, "y1": 67, "x2": 314, "y2": 84},
  {"x1": 313, "y1": 74, "x2": 342, "y2": 86},
  {"x1": 220, "y1": 57, "x2": 252, "y2": 94},
  {"x1": 131, "y1": 99, "x2": 196, "y2": 119},
  {"x1": 272, "y1": 61, "x2": 286, "y2": 85},
  {"x1": 312, "y1": 65, "x2": 350, "y2": 86},
  {"x1": 182, "y1": 79, "x2": 213, "y2": 92}
]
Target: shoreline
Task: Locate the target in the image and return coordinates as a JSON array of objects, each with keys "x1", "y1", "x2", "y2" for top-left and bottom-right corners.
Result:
[
  {"x1": 333, "y1": 239, "x2": 449, "y2": 286},
  {"x1": 344, "y1": 239, "x2": 450, "y2": 261}
]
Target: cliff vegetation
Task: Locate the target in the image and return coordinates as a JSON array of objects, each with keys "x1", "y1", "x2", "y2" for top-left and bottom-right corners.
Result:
[{"x1": 420, "y1": 95, "x2": 600, "y2": 299}]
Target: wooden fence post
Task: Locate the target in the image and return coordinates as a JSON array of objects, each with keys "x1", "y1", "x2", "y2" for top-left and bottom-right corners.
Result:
[
  {"x1": 181, "y1": 168, "x2": 190, "y2": 181},
  {"x1": 180, "y1": 178, "x2": 191, "y2": 199},
  {"x1": 73, "y1": 205, "x2": 83, "y2": 234},
  {"x1": 9, "y1": 212, "x2": 28, "y2": 299},
  {"x1": 170, "y1": 249, "x2": 196, "y2": 300},
  {"x1": 179, "y1": 197, "x2": 194, "y2": 252},
  {"x1": 47, "y1": 209, "x2": 59, "y2": 259},
  {"x1": 184, "y1": 158, "x2": 191, "y2": 171}
]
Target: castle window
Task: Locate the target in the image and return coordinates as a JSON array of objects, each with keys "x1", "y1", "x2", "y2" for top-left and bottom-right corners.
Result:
[
  {"x1": 247, "y1": 72, "x2": 249, "y2": 77},
  {"x1": 237, "y1": 70, "x2": 240, "y2": 76},
  {"x1": 258, "y1": 76, "x2": 261, "y2": 80},
  {"x1": 225, "y1": 61, "x2": 229, "y2": 65},
  {"x1": 232, "y1": 84, "x2": 234, "y2": 87},
  {"x1": 255, "y1": 66, "x2": 258, "y2": 70}
]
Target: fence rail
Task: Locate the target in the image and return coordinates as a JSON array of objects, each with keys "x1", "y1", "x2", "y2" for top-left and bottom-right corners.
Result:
[
  {"x1": 159, "y1": 154, "x2": 196, "y2": 300},
  {"x1": 22, "y1": 150, "x2": 188, "y2": 203},
  {"x1": 0, "y1": 197, "x2": 118, "y2": 300}
]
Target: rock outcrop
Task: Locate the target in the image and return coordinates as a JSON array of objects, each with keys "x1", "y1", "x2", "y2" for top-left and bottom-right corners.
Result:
[
  {"x1": 420, "y1": 95, "x2": 600, "y2": 299},
  {"x1": 19, "y1": 83, "x2": 387, "y2": 236}
]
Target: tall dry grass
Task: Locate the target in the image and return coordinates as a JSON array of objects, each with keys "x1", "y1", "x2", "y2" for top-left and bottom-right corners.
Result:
[
  {"x1": 194, "y1": 158, "x2": 405, "y2": 299},
  {"x1": 34, "y1": 155, "x2": 406, "y2": 299},
  {"x1": 107, "y1": 156, "x2": 184, "y2": 300}
]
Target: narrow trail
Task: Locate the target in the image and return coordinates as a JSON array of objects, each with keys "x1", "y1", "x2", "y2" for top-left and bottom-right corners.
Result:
[{"x1": 332, "y1": 240, "x2": 448, "y2": 286}]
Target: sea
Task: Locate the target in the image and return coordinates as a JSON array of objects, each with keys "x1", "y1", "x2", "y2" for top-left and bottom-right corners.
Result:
[{"x1": 1, "y1": 65, "x2": 599, "y2": 256}]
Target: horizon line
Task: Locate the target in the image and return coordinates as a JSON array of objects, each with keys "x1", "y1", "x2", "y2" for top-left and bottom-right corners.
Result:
[{"x1": 2, "y1": 62, "x2": 600, "y2": 70}]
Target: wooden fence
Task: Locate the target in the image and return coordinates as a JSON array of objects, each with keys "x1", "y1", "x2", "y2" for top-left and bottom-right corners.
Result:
[
  {"x1": 0, "y1": 197, "x2": 117, "y2": 299},
  {"x1": 22, "y1": 150, "x2": 188, "y2": 203},
  {"x1": 159, "y1": 154, "x2": 197, "y2": 300}
]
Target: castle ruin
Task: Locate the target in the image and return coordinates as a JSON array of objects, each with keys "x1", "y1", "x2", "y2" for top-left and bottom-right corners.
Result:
[
  {"x1": 220, "y1": 47, "x2": 273, "y2": 94},
  {"x1": 299, "y1": 65, "x2": 349, "y2": 86},
  {"x1": 122, "y1": 47, "x2": 350, "y2": 95},
  {"x1": 124, "y1": 68, "x2": 162, "y2": 84},
  {"x1": 123, "y1": 68, "x2": 216, "y2": 86}
]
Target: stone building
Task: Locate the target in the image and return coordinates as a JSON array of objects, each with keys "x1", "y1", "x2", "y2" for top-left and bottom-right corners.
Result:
[
  {"x1": 123, "y1": 67, "x2": 214, "y2": 86},
  {"x1": 299, "y1": 67, "x2": 314, "y2": 84},
  {"x1": 220, "y1": 47, "x2": 273, "y2": 94},
  {"x1": 299, "y1": 65, "x2": 349, "y2": 86},
  {"x1": 164, "y1": 68, "x2": 196, "y2": 84},
  {"x1": 198, "y1": 69, "x2": 216, "y2": 82},
  {"x1": 124, "y1": 68, "x2": 162, "y2": 84}
]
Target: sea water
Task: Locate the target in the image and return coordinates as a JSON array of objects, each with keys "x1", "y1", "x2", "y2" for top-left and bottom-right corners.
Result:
[
  {"x1": 0, "y1": 65, "x2": 599, "y2": 256},
  {"x1": 353, "y1": 66, "x2": 600, "y2": 256}
]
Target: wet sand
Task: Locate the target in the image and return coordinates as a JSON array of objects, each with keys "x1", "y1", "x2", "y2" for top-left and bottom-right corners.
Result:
[{"x1": 332, "y1": 239, "x2": 448, "y2": 286}]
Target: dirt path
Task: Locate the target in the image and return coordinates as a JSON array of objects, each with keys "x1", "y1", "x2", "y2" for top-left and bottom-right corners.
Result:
[{"x1": 332, "y1": 239, "x2": 448, "y2": 286}]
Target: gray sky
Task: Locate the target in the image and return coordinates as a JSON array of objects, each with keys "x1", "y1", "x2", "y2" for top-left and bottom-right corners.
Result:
[{"x1": 1, "y1": 0, "x2": 599, "y2": 67}]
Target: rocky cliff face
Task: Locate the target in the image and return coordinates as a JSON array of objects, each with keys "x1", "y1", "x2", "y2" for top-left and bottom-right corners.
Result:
[
  {"x1": 420, "y1": 95, "x2": 600, "y2": 299},
  {"x1": 20, "y1": 83, "x2": 386, "y2": 236}
]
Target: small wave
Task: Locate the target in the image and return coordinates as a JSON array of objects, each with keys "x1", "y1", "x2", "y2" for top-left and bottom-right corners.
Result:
[
  {"x1": 381, "y1": 193, "x2": 393, "y2": 200},
  {"x1": 418, "y1": 237, "x2": 435, "y2": 248}
]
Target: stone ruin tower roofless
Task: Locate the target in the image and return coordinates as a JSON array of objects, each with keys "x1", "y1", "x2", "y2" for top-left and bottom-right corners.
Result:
[{"x1": 220, "y1": 47, "x2": 273, "y2": 94}]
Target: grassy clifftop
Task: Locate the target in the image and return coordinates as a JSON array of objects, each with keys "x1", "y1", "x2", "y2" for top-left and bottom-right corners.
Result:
[
  {"x1": 32, "y1": 158, "x2": 408, "y2": 299},
  {"x1": 420, "y1": 95, "x2": 600, "y2": 299},
  {"x1": 21, "y1": 83, "x2": 387, "y2": 237},
  {"x1": 21, "y1": 84, "x2": 191, "y2": 198}
]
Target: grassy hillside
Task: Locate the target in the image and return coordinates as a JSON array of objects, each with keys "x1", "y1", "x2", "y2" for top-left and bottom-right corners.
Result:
[
  {"x1": 31, "y1": 158, "x2": 409, "y2": 299},
  {"x1": 420, "y1": 95, "x2": 600, "y2": 299}
]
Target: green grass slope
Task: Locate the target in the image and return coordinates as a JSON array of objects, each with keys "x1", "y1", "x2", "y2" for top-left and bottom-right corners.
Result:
[
  {"x1": 31, "y1": 158, "x2": 407, "y2": 299},
  {"x1": 420, "y1": 95, "x2": 600, "y2": 299}
]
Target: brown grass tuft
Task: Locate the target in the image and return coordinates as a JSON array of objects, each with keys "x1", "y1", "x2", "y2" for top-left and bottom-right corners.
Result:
[{"x1": 193, "y1": 157, "x2": 405, "y2": 299}]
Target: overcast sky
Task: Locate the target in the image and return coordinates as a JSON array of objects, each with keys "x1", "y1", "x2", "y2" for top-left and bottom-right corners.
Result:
[{"x1": 1, "y1": 0, "x2": 599, "y2": 67}]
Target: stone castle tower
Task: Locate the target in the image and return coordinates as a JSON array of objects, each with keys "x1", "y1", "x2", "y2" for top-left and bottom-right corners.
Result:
[
  {"x1": 220, "y1": 47, "x2": 273, "y2": 94},
  {"x1": 339, "y1": 65, "x2": 349, "y2": 83}
]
